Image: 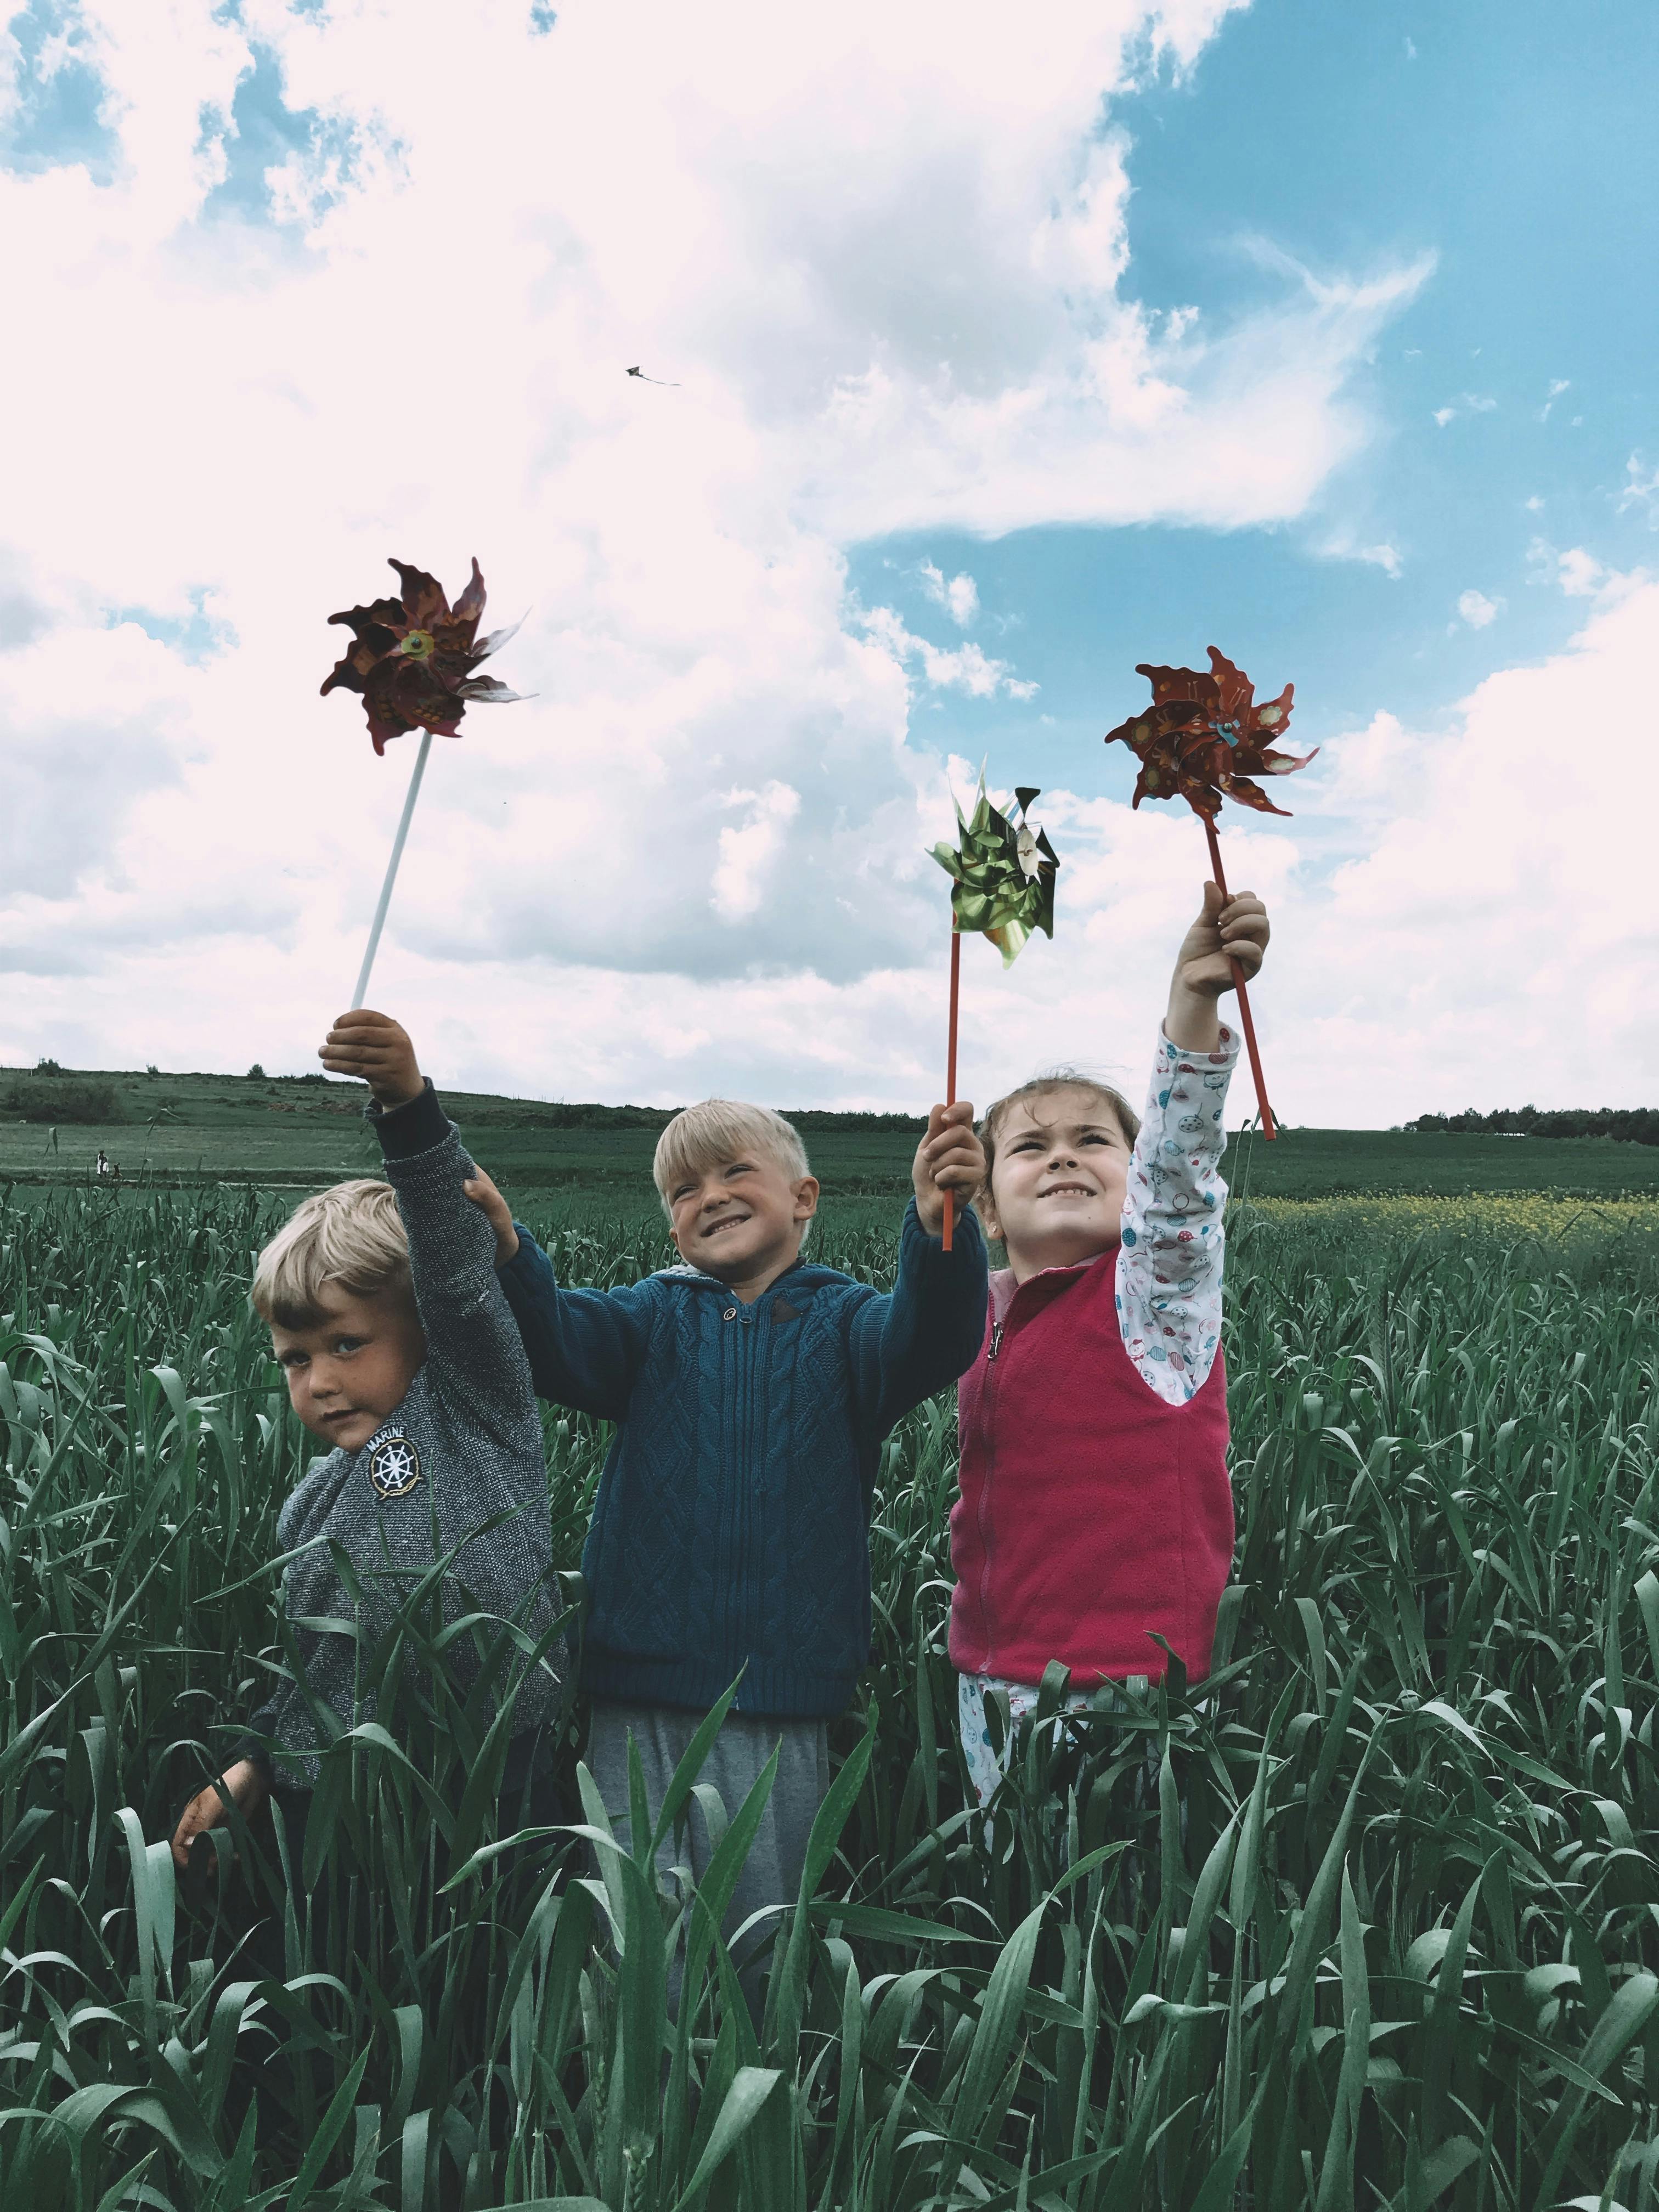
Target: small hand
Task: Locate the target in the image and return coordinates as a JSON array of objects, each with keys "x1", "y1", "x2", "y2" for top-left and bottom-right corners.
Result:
[
  {"x1": 462, "y1": 1165, "x2": 521, "y2": 1265},
  {"x1": 912, "y1": 1102, "x2": 986, "y2": 1237},
  {"x1": 319, "y1": 1009, "x2": 425, "y2": 1108},
  {"x1": 171, "y1": 1758, "x2": 267, "y2": 1874},
  {"x1": 1173, "y1": 884, "x2": 1269, "y2": 1000}
]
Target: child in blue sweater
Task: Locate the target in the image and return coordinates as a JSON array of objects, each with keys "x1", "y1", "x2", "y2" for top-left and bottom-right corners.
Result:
[{"x1": 466, "y1": 1094, "x2": 986, "y2": 1978}]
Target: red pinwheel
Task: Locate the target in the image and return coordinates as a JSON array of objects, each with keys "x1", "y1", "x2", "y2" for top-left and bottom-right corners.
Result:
[
  {"x1": 323, "y1": 558, "x2": 527, "y2": 1007},
  {"x1": 1105, "y1": 649, "x2": 1316, "y2": 1139}
]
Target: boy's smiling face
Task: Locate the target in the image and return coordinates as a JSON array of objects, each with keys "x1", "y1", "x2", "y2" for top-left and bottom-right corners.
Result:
[
  {"x1": 270, "y1": 1283, "x2": 427, "y2": 1454},
  {"x1": 666, "y1": 1152, "x2": 820, "y2": 1297},
  {"x1": 981, "y1": 1086, "x2": 1132, "y2": 1282}
]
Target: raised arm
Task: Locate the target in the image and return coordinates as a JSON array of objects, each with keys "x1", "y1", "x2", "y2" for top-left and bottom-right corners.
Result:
[
  {"x1": 456, "y1": 1163, "x2": 654, "y2": 1420},
  {"x1": 320, "y1": 1011, "x2": 537, "y2": 1443},
  {"x1": 1117, "y1": 884, "x2": 1267, "y2": 1406},
  {"x1": 493, "y1": 1226, "x2": 652, "y2": 1421},
  {"x1": 848, "y1": 1185, "x2": 990, "y2": 1449}
]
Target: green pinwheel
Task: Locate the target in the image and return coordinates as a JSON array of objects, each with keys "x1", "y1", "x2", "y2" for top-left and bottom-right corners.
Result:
[
  {"x1": 928, "y1": 773, "x2": 1060, "y2": 1250},
  {"x1": 929, "y1": 775, "x2": 1059, "y2": 968}
]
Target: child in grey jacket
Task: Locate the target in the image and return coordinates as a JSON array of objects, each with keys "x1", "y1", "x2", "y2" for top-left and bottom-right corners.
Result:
[{"x1": 170, "y1": 1009, "x2": 566, "y2": 1869}]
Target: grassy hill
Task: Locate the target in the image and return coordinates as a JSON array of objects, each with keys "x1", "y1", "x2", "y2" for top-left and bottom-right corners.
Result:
[{"x1": 4, "y1": 1061, "x2": 1659, "y2": 1203}]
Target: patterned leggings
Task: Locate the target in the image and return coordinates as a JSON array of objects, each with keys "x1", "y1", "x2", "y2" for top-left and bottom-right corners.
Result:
[{"x1": 957, "y1": 1671, "x2": 1155, "y2": 1810}]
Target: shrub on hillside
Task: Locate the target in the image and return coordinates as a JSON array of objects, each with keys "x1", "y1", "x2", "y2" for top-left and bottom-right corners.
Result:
[{"x1": 4, "y1": 1076, "x2": 122, "y2": 1124}]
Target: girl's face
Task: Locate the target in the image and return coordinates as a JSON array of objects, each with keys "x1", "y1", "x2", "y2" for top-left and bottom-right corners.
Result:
[{"x1": 981, "y1": 1086, "x2": 1131, "y2": 1283}]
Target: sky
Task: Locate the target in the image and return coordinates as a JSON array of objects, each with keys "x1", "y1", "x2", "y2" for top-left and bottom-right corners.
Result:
[{"x1": 1, "y1": 0, "x2": 1654, "y2": 1127}]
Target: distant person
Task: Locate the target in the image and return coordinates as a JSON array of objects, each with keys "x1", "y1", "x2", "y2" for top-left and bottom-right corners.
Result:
[
  {"x1": 170, "y1": 1009, "x2": 569, "y2": 1875},
  {"x1": 95, "y1": 1149, "x2": 109, "y2": 1177},
  {"x1": 464, "y1": 1086, "x2": 987, "y2": 2001},
  {"x1": 949, "y1": 882, "x2": 1272, "y2": 1816},
  {"x1": 47, "y1": 1125, "x2": 58, "y2": 1156}
]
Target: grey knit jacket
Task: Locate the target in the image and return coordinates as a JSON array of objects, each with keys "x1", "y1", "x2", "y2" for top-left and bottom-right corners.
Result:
[{"x1": 248, "y1": 1082, "x2": 566, "y2": 1789}]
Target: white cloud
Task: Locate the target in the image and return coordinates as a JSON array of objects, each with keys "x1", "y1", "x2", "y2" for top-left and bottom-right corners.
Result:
[
  {"x1": 918, "y1": 560, "x2": 979, "y2": 626},
  {"x1": 858, "y1": 605, "x2": 1037, "y2": 699},
  {"x1": 1456, "y1": 588, "x2": 1500, "y2": 628},
  {"x1": 1526, "y1": 537, "x2": 1633, "y2": 601},
  {"x1": 1554, "y1": 548, "x2": 1607, "y2": 598},
  {"x1": 711, "y1": 782, "x2": 802, "y2": 922},
  {"x1": 1434, "y1": 392, "x2": 1496, "y2": 428},
  {"x1": 1618, "y1": 453, "x2": 1659, "y2": 527},
  {"x1": 0, "y1": 0, "x2": 1440, "y2": 1104},
  {"x1": 1262, "y1": 583, "x2": 1659, "y2": 1118},
  {"x1": 1320, "y1": 534, "x2": 1402, "y2": 578},
  {"x1": 1538, "y1": 376, "x2": 1570, "y2": 422}
]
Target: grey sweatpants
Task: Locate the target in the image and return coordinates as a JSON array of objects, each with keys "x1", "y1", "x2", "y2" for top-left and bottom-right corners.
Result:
[{"x1": 588, "y1": 1700, "x2": 830, "y2": 2008}]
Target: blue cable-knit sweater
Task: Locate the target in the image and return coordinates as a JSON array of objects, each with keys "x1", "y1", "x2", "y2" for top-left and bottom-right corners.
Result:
[{"x1": 496, "y1": 1202, "x2": 988, "y2": 1718}]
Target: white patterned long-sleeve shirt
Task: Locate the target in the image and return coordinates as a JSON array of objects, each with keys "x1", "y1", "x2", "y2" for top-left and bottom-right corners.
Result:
[
  {"x1": 960, "y1": 1021, "x2": 1240, "y2": 1807},
  {"x1": 1115, "y1": 1020, "x2": 1240, "y2": 1406}
]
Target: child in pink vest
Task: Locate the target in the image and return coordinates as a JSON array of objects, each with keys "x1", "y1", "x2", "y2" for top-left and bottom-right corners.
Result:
[{"x1": 950, "y1": 880, "x2": 1271, "y2": 1810}]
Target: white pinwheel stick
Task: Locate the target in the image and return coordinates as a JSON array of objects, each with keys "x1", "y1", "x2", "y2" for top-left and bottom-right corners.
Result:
[{"x1": 351, "y1": 729, "x2": 433, "y2": 1011}]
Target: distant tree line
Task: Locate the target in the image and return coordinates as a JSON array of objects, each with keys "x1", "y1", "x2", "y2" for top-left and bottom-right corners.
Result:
[
  {"x1": 458, "y1": 1101, "x2": 929, "y2": 1133},
  {"x1": 782, "y1": 1108, "x2": 928, "y2": 1133},
  {"x1": 459, "y1": 1102, "x2": 680, "y2": 1131},
  {"x1": 1407, "y1": 1105, "x2": 1659, "y2": 1146}
]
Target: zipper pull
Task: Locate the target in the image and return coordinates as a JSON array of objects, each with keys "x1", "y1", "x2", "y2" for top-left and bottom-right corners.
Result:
[{"x1": 988, "y1": 1322, "x2": 1003, "y2": 1362}]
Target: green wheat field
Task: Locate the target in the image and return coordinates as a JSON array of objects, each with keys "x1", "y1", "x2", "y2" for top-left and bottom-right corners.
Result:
[{"x1": 4, "y1": 1155, "x2": 1659, "y2": 2207}]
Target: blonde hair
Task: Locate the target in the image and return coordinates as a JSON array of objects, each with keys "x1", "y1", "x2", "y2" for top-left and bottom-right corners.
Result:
[
  {"x1": 251, "y1": 1179, "x2": 413, "y2": 1331},
  {"x1": 653, "y1": 1099, "x2": 811, "y2": 1212},
  {"x1": 980, "y1": 1070, "x2": 1140, "y2": 1198}
]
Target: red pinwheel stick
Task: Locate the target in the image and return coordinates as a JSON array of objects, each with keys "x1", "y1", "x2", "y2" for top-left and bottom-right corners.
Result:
[
  {"x1": 1201, "y1": 815, "x2": 1276, "y2": 1142},
  {"x1": 942, "y1": 926, "x2": 962, "y2": 1251}
]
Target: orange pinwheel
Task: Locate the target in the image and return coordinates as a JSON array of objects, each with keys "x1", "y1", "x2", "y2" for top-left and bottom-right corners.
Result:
[
  {"x1": 1104, "y1": 648, "x2": 1314, "y2": 819},
  {"x1": 1105, "y1": 648, "x2": 1314, "y2": 1141}
]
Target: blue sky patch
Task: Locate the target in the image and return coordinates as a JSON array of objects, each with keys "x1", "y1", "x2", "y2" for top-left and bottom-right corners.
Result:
[
  {"x1": 845, "y1": 0, "x2": 1659, "y2": 836},
  {"x1": 105, "y1": 592, "x2": 234, "y2": 665},
  {"x1": 2, "y1": 0, "x2": 119, "y2": 183},
  {"x1": 198, "y1": 38, "x2": 362, "y2": 225}
]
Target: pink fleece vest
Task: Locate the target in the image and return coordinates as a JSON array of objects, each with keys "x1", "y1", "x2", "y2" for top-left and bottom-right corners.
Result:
[{"x1": 948, "y1": 1248, "x2": 1232, "y2": 1688}]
